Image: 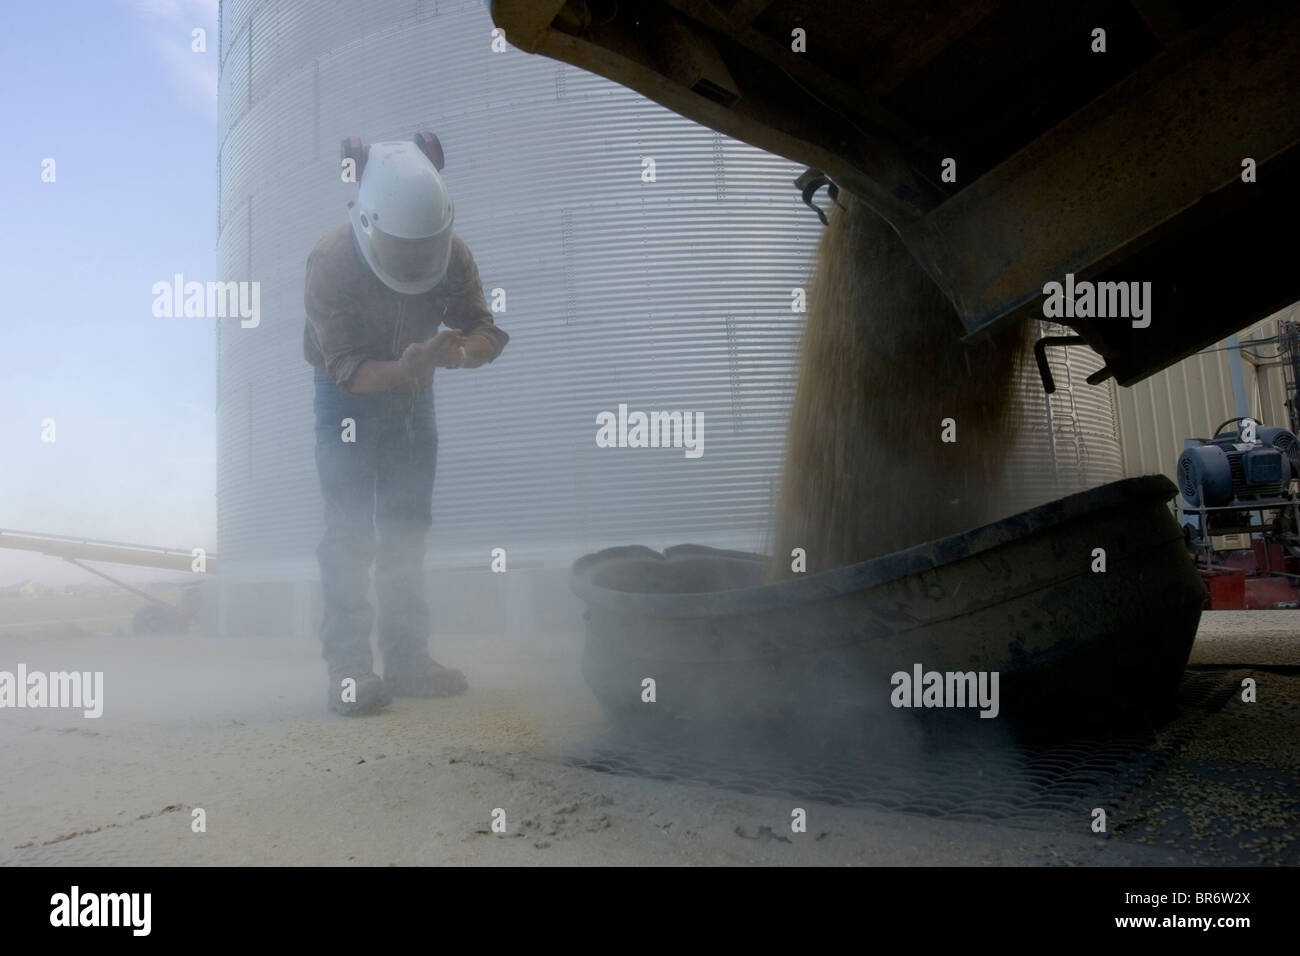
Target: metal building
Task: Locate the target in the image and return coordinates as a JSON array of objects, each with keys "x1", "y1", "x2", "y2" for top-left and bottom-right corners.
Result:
[
  {"x1": 1114, "y1": 304, "x2": 1300, "y2": 483},
  {"x1": 214, "y1": 0, "x2": 1122, "y2": 637}
]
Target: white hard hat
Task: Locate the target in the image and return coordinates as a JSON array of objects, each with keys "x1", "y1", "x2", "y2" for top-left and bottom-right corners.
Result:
[{"x1": 348, "y1": 140, "x2": 455, "y2": 295}]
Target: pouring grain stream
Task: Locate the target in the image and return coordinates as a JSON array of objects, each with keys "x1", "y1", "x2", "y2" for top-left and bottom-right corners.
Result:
[{"x1": 770, "y1": 191, "x2": 1036, "y2": 576}]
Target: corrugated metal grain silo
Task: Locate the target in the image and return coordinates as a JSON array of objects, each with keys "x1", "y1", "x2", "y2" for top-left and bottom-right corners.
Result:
[
  {"x1": 214, "y1": 0, "x2": 1123, "y2": 637},
  {"x1": 1007, "y1": 324, "x2": 1125, "y2": 508},
  {"x1": 215, "y1": 0, "x2": 819, "y2": 635}
]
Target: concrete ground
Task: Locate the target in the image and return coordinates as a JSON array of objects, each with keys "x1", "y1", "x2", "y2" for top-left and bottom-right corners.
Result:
[{"x1": 0, "y1": 608, "x2": 1295, "y2": 866}]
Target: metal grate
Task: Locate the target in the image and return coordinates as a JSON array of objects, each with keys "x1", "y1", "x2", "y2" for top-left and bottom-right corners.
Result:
[{"x1": 563, "y1": 671, "x2": 1239, "y2": 828}]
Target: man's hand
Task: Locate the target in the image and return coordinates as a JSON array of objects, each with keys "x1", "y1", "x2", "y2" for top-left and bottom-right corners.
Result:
[
  {"x1": 396, "y1": 340, "x2": 436, "y2": 389},
  {"x1": 349, "y1": 331, "x2": 466, "y2": 394},
  {"x1": 426, "y1": 329, "x2": 468, "y2": 368},
  {"x1": 459, "y1": 334, "x2": 495, "y2": 369},
  {"x1": 400, "y1": 330, "x2": 465, "y2": 384}
]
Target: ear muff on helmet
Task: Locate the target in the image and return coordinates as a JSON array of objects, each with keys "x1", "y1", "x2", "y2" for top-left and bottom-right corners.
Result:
[
  {"x1": 341, "y1": 131, "x2": 444, "y2": 180},
  {"x1": 341, "y1": 136, "x2": 370, "y2": 180},
  {"x1": 413, "y1": 130, "x2": 444, "y2": 170}
]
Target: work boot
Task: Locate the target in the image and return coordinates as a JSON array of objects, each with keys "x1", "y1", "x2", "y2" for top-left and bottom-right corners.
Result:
[
  {"x1": 384, "y1": 658, "x2": 468, "y2": 698},
  {"x1": 327, "y1": 670, "x2": 392, "y2": 716}
]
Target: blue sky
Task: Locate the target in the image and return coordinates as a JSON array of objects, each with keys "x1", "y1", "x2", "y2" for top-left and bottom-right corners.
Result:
[{"x1": 0, "y1": 0, "x2": 219, "y2": 584}]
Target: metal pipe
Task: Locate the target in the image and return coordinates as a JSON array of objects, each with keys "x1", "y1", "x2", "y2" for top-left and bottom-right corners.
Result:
[
  {"x1": 61, "y1": 557, "x2": 177, "y2": 608},
  {"x1": 1226, "y1": 333, "x2": 1252, "y2": 421},
  {"x1": 1033, "y1": 335, "x2": 1086, "y2": 394}
]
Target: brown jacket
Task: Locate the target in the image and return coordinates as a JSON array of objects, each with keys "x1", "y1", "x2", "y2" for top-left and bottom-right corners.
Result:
[{"x1": 304, "y1": 224, "x2": 509, "y2": 390}]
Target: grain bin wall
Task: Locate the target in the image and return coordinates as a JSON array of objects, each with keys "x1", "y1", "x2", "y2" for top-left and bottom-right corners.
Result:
[
  {"x1": 214, "y1": 0, "x2": 1123, "y2": 636},
  {"x1": 985, "y1": 323, "x2": 1124, "y2": 518},
  {"x1": 215, "y1": 0, "x2": 819, "y2": 629}
]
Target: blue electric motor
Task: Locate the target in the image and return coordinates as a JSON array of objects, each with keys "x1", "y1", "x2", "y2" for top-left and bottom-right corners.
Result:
[{"x1": 1177, "y1": 424, "x2": 1299, "y2": 507}]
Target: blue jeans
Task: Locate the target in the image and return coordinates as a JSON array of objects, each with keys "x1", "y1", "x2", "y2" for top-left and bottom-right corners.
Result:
[{"x1": 313, "y1": 366, "x2": 437, "y2": 676}]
